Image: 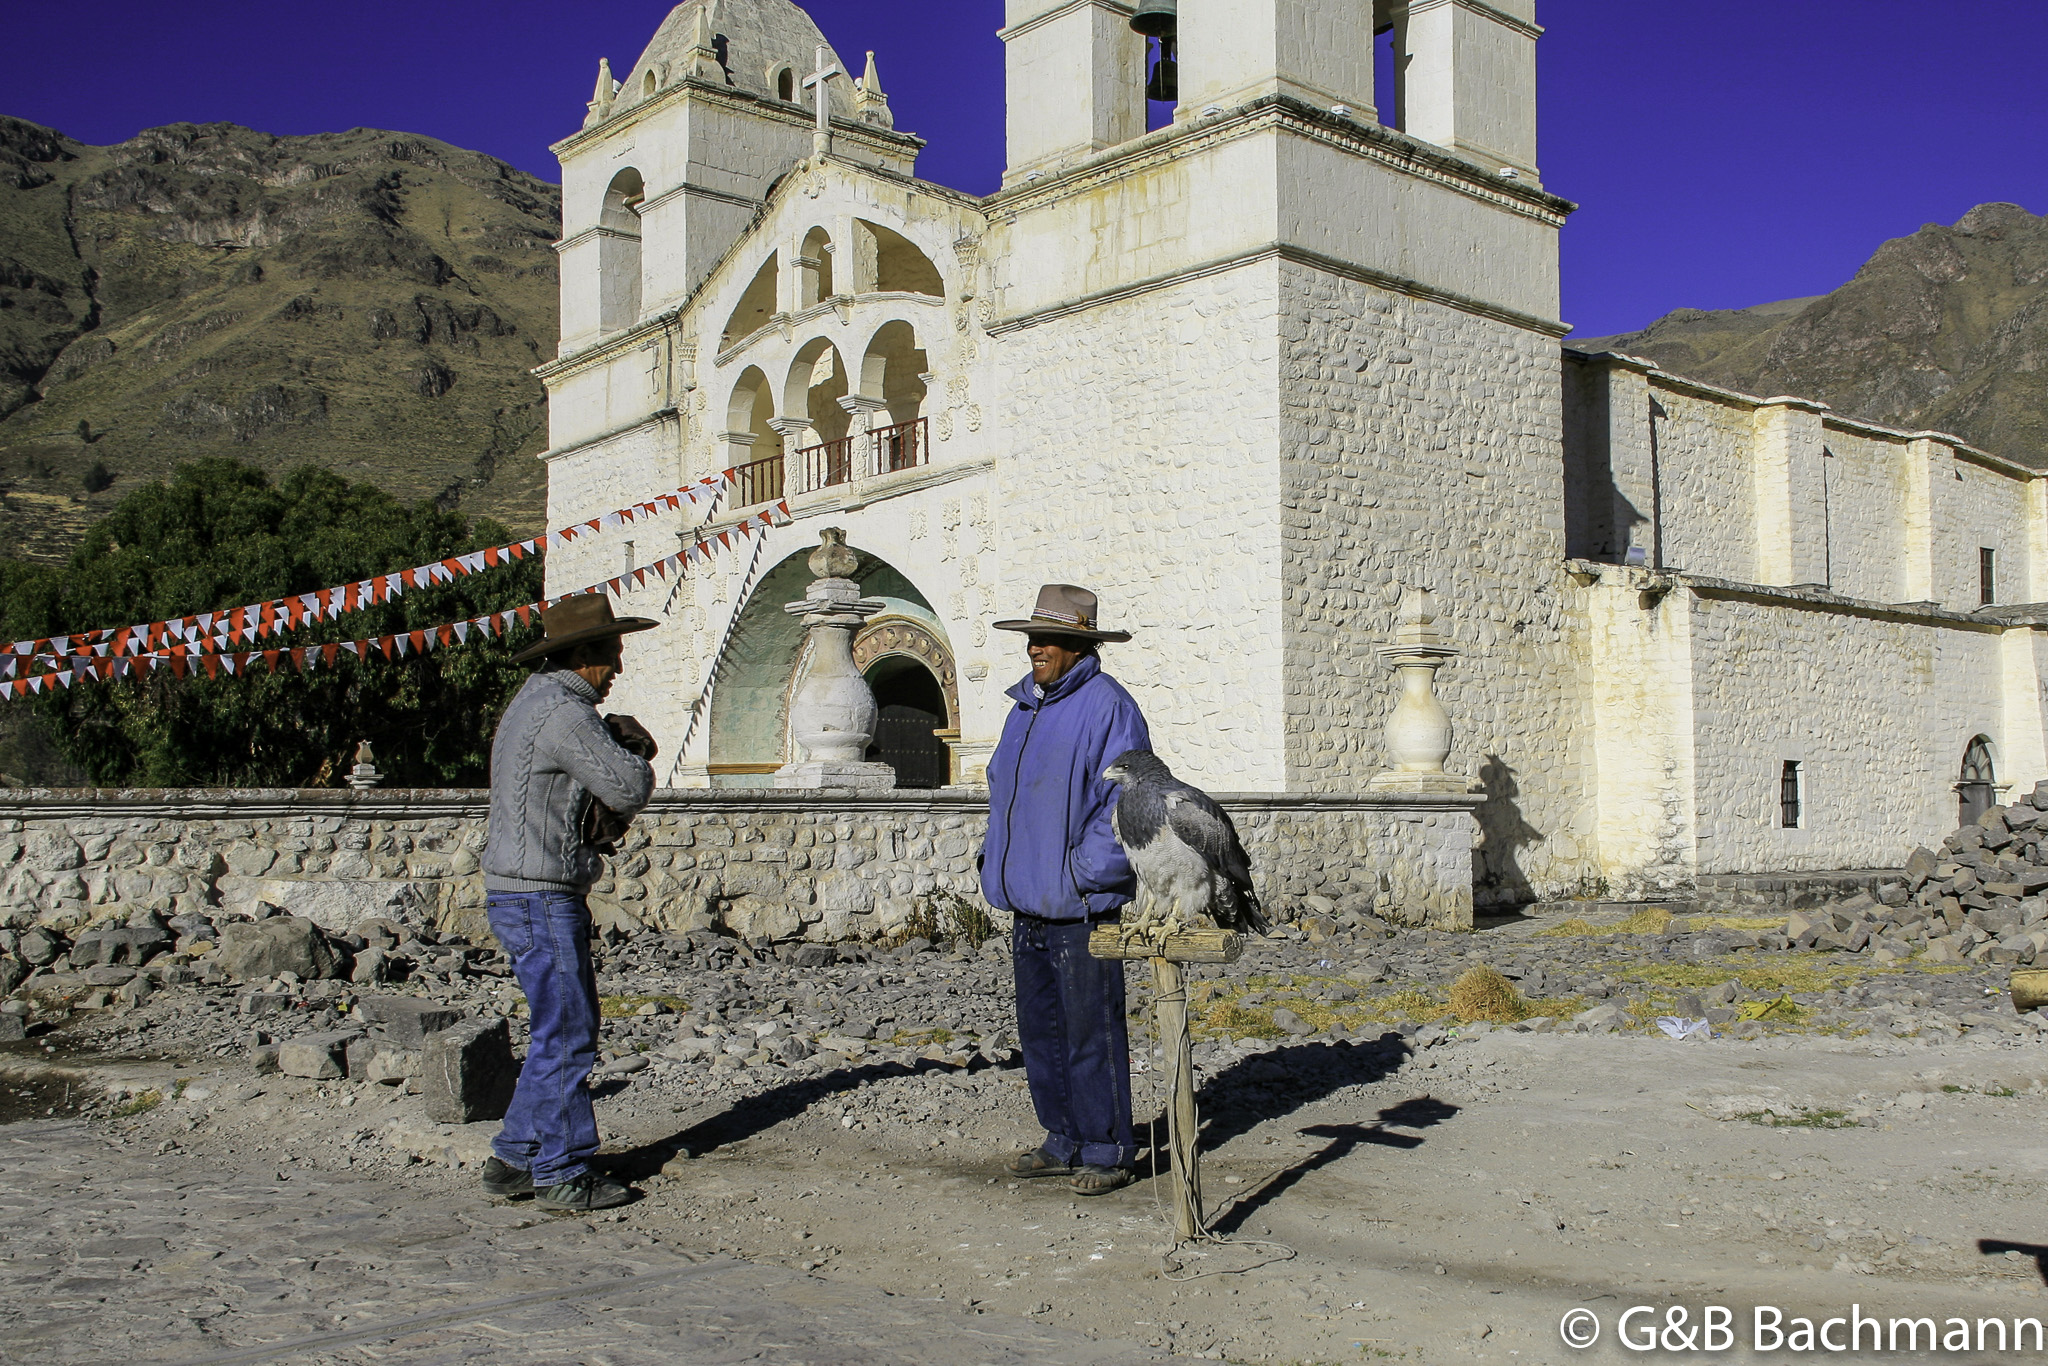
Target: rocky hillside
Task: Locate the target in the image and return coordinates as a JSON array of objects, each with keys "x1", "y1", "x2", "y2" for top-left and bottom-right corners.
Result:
[
  {"x1": 0, "y1": 118, "x2": 561, "y2": 559},
  {"x1": 1577, "y1": 203, "x2": 2048, "y2": 468}
]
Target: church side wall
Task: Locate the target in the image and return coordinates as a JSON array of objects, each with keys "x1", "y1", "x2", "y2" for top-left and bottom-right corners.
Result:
[
  {"x1": 1685, "y1": 593, "x2": 2012, "y2": 873},
  {"x1": 1275, "y1": 264, "x2": 1593, "y2": 905},
  {"x1": 1570, "y1": 358, "x2": 2044, "y2": 616},
  {"x1": 1942, "y1": 456, "x2": 2030, "y2": 608},
  {"x1": 1581, "y1": 576, "x2": 1698, "y2": 897},
  {"x1": 1817, "y1": 427, "x2": 1911, "y2": 604},
  {"x1": 986, "y1": 259, "x2": 1291, "y2": 791},
  {"x1": 1645, "y1": 388, "x2": 1757, "y2": 581}
]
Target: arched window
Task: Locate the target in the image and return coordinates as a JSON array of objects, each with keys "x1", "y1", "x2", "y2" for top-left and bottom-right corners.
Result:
[
  {"x1": 726, "y1": 366, "x2": 783, "y2": 505},
  {"x1": 643, "y1": 69, "x2": 658, "y2": 97},
  {"x1": 598, "y1": 169, "x2": 644, "y2": 334},
  {"x1": 860, "y1": 319, "x2": 929, "y2": 426},
  {"x1": 798, "y1": 225, "x2": 834, "y2": 307},
  {"x1": 774, "y1": 66, "x2": 796, "y2": 102},
  {"x1": 719, "y1": 253, "x2": 779, "y2": 351},
  {"x1": 859, "y1": 220, "x2": 944, "y2": 297},
  {"x1": 785, "y1": 338, "x2": 852, "y2": 492},
  {"x1": 1959, "y1": 736, "x2": 1997, "y2": 827}
]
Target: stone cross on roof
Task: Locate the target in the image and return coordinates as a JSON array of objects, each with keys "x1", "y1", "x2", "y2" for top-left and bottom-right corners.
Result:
[{"x1": 802, "y1": 43, "x2": 843, "y2": 157}]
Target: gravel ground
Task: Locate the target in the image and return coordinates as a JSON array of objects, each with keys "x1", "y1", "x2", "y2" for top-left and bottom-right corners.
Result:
[{"x1": 7, "y1": 906, "x2": 2048, "y2": 1363}]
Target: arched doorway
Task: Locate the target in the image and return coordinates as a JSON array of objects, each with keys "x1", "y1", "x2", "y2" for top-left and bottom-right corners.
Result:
[
  {"x1": 853, "y1": 614, "x2": 960, "y2": 788},
  {"x1": 864, "y1": 657, "x2": 950, "y2": 788},
  {"x1": 1958, "y1": 735, "x2": 1996, "y2": 827},
  {"x1": 704, "y1": 547, "x2": 956, "y2": 787}
]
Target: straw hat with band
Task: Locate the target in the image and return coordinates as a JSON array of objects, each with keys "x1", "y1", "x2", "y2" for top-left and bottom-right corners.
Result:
[
  {"x1": 992, "y1": 584, "x2": 1131, "y2": 644},
  {"x1": 511, "y1": 594, "x2": 658, "y2": 665}
]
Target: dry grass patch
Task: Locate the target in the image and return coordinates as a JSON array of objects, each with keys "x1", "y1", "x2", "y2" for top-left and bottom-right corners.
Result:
[
  {"x1": 1449, "y1": 966, "x2": 1527, "y2": 1023},
  {"x1": 1535, "y1": 917, "x2": 1599, "y2": 937}
]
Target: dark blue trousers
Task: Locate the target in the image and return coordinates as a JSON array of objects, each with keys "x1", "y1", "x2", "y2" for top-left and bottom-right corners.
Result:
[
  {"x1": 487, "y1": 890, "x2": 601, "y2": 1186},
  {"x1": 1012, "y1": 913, "x2": 1136, "y2": 1169}
]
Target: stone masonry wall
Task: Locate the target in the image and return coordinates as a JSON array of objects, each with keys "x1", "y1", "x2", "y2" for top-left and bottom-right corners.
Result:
[
  {"x1": 0, "y1": 789, "x2": 1480, "y2": 940},
  {"x1": 1684, "y1": 590, "x2": 2010, "y2": 874},
  {"x1": 1278, "y1": 264, "x2": 1594, "y2": 907}
]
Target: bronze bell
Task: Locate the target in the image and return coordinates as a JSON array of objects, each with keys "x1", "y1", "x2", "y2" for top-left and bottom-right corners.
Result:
[
  {"x1": 1130, "y1": 0, "x2": 1178, "y2": 101},
  {"x1": 1129, "y1": 0, "x2": 1177, "y2": 37}
]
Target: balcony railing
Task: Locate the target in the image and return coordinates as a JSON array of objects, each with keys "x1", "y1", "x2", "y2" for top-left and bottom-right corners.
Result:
[
  {"x1": 729, "y1": 455, "x2": 784, "y2": 508},
  {"x1": 788, "y1": 416, "x2": 934, "y2": 498},
  {"x1": 870, "y1": 417, "x2": 929, "y2": 477},
  {"x1": 794, "y1": 436, "x2": 856, "y2": 495}
]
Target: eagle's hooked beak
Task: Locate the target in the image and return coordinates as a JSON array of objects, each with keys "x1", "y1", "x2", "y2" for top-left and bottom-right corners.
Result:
[{"x1": 1102, "y1": 763, "x2": 1124, "y2": 784}]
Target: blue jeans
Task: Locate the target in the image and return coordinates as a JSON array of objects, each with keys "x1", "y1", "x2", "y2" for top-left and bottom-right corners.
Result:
[
  {"x1": 1012, "y1": 914, "x2": 1136, "y2": 1169},
  {"x1": 487, "y1": 890, "x2": 601, "y2": 1186}
]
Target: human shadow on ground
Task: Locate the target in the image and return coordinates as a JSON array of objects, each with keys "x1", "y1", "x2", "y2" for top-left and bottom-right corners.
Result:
[
  {"x1": 1978, "y1": 1238, "x2": 2048, "y2": 1286},
  {"x1": 599, "y1": 1055, "x2": 997, "y2": 1180},
  {"x1": 1187, "y1": 1033, "x2": 1415, "y2": 1151},
  {"x1": 602, "y1": 1031, "x2": 1429, "y2": 1186},
  {"x1": 1206, "y1": 1098, "x2": 1461, "y2": 1234}
]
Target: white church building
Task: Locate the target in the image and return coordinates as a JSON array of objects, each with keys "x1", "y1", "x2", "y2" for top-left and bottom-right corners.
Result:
[{"x1": 534, "y1": 0, "x2": 2048, "y2": 909}]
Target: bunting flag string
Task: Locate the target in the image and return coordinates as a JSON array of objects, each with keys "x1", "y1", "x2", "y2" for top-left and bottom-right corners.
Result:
[
  {"x1": 0, "y1": 504, "x2": 788, "y2": 700},
  {"x1": 0, "y1": 470, "x2": 744, "y2": 668}
]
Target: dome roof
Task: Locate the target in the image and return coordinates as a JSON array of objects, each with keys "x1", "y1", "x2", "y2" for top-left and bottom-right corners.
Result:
[{"x1": 621, "y1": 1, "x2": 853, "y2": 116}]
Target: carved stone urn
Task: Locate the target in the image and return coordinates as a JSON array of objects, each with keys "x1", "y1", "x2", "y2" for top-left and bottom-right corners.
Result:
[
  {"x1": 774, "y1": 529, "x2": 896, "y2": 790},
  {"x1": 1367, "y1": 585, "x2": 1472, "y2": 793}
]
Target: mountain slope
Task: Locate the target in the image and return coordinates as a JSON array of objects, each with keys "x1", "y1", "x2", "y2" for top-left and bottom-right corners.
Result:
[
  {"x1": 1576, "y1": 203, "x2": 2048, "y2": 468},
  {"x1": 0, "y1": 117, "x2": 561, "y2": 559}
]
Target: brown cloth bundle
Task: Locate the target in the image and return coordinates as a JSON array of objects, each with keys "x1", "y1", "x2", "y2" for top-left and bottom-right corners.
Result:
[{"x1": 581, "y1": 715, "x2": 657, "y2": 855}]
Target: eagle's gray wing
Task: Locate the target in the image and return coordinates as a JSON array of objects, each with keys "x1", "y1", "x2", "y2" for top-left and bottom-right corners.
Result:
[{"x1": 1162, "y1": 786, "x2": 1268, "y2": 933}]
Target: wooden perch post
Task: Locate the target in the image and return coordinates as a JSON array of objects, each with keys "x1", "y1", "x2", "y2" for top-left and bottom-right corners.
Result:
[{"x1": 1089, "y1": 926, "x2": 1243, "y2": 1241}]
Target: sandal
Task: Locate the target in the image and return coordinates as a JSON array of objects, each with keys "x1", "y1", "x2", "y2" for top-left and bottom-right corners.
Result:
[
  {"x1": 1004, "y1": 1147, "x2": 1074, "y2": 1179},
  {"x1": 1068, "y1": 1164, "x2": 1134, "y2": 1196}
]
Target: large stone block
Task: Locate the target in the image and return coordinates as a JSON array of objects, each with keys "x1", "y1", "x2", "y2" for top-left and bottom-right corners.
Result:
[
  {"x1": 22, "y1": 832, "x2": 82, "y2": 871},
  {"x1": 353, "y1": 995, "x2": 463, "y2": 1045},
  {"x1": 217, "y1": 877, "x2": 436, "y2": 933},
  {"x1": 420, "y1": 1016, "x2": 517, "y2": 1123},
  {"x1": 722, "y1": 895, "x2": 804, "y2": 943},
  {"x1": 278, "y1": 1029, "x2": 363, "y2": 1079},
  {"x1": 69, "y1": 925, "x2": 172, "y2": 967},
  {"x1": 214, "y1": 916, "x2": 343, "y2": 982}
]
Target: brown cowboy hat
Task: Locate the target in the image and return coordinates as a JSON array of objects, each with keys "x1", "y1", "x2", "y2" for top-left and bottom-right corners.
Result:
[
  {"x1": 993, "y1": 584, "x2": 1132, "y2": 643},
  {"x1": 511, "y1": 593, "x2": 658, "y2": 664}
]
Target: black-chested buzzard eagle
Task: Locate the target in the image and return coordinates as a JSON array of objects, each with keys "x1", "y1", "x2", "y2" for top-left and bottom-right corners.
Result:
[{"x1": 1103, "y1": 749, "x2": 1269, "y2": 938}]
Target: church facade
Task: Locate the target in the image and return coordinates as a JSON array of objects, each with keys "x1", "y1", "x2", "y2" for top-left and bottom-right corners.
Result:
[{"x1": 535, "y1": 0, "x2": 2048, "y2": 908}]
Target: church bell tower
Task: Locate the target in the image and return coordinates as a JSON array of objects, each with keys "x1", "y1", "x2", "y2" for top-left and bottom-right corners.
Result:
[{"x1": 982, "y1": 0, "x2": 1586, "y2": 894}]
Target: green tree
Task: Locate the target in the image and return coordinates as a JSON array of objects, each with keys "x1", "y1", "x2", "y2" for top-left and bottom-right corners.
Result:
[{"x1": 0, "y1": 458, "x2": 547, "y2": 787}]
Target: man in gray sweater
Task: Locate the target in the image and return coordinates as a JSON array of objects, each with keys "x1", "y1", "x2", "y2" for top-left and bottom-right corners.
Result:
[{"x1": 480, "y1": 595, "x2": 657, "y2": 1212}]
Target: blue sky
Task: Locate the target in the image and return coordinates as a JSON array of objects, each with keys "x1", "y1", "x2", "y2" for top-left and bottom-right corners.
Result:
[{"x1": 7, "y1": 1, "x2": 2044, "y2": 337}]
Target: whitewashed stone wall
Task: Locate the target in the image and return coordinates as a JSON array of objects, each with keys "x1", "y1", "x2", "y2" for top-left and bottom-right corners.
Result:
[
  {"x1": 1572, "y1": 565, "x2": 2048, "y2": 894},
  {"x1": 1566, "y1": 350, "x2": 2043, "y2": 613},
  {"x1": 0, "y1": 790, "x2": 1479, "y2": 937},
  {"x1": 1278, "y1": 265, "x2": 1592, "y2": 907},
  {"x1": 1685, "y1": 588, "x2": 2020, "y2": 874},
  {"x1": 986, "y1": 258, "x2": 1290, "y2": 791}
]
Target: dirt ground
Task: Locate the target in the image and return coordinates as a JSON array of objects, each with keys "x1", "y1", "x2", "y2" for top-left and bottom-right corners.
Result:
[{"x1": 8, "y1": 914, "x2": 2048, "y2": 1364}]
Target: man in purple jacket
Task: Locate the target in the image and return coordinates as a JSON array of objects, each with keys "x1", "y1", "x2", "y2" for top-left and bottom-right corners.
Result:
[{"x1": 981, "y1": 584, "x2": 1151, "y2": 1196}]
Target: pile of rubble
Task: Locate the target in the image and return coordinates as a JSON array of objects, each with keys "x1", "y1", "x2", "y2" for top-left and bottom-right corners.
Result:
[
  {"x1": 0, "y1": 899, "x2": 513, "y2": 1038},
  {"x1": 1782, "y1": 782, "x2": 2048, "y2": 968}
]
